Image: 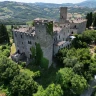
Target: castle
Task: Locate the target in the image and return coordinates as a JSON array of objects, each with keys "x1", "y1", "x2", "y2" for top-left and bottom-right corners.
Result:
[{"x1": 12, "y1": 7, "x2": 87, "y2": 67}]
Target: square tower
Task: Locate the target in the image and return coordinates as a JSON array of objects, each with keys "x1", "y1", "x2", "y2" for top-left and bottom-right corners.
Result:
[{"x1": 60, "y1": 7, "x2": 67, "y2": 21}]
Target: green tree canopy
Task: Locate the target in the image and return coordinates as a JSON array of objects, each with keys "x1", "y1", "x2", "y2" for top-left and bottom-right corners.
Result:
[
  {"x1": 10, "y1": 72, "x2": 38, "y2": 96},
  {"x1": 71, "y1": 74, "x2": 88, "y2": 94},
  {"x1": 34, "y1": 84, "x2": 63, "y2": 96},
  {"x1": 56, "y1": 68, "x2": 74, "y2": 89},
  {"x1": 0, "y1": 56, "x2": 20, "y2": 85}
]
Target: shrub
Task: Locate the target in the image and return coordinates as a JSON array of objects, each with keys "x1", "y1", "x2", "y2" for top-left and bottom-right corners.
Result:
[
  {"x1": 2, "y1": 45, "x2": 7, "y2": 50},
  {"x1": 3, "y1": 49, "x2": 10, "y2": 57},
  {"x1": 94, "y1": 47, "x2": 96, "y2": 53},
  {"x1": 40, "y1": 57, "x2": 49, "y2": 69},
  {"x1": 33, "y1": 71, "x2": 41, "y2": 79},
  {"x1": 0, "y1": 46, "x2": 2, "y2": 50}
]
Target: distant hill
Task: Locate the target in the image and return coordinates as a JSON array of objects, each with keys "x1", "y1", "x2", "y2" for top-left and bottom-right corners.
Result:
[
  {"x1": 77, "y1": 0, "x2": 96, "y2": 8},
  {"x1": 0, "y1": 1, "x2": 96, "y2": 24}
]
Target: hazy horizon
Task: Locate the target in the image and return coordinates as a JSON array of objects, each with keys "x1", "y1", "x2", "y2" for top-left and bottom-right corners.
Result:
[{"x1": 0, "y1": 0, "x2": 86, "y2": 4}]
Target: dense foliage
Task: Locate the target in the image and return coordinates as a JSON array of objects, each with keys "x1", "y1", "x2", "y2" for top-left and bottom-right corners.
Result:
[
  {"x1": 56, "y1": 47, "x2": 96, "y2": 81},
  {"x1": 34, "y1": 84, "x2": 63, "y2": 96},
  {"x1": 31, "y1": 43, "x2": 49, "y2": 68},
  {"x1": 0, "y1": 56, "x2": 20, "y2": 85},
  {"x1": 72, "y1": 30, "x2": 96, "y2": 48},
  {"x1": 10, "y1": 73, "x2": 38, "y2": 96},
  {"x1": 0, "y1": 24, "x2": 10, "y2": 44},
  {"x1": 0, "y1": 55, "x2": 38, "y2": 96},
  {"x1": 0, "y1": 45, "x2": 10, "y2": 57},
  {"x1": 56, "y1": 68, "x2": 88, "y2": 95}
]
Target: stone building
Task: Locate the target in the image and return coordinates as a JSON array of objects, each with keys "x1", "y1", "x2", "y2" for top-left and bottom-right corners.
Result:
[{"x1": 12, "y1": 7, "x2": 87, "y2": 67}]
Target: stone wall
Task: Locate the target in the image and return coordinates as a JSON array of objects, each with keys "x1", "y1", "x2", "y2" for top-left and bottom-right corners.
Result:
[
  {"x1": 13, "y1": 31, "x2": 36, "y2": 58},
  {"x1": 78, "y1": 21, "x2": 87, "y2": 34}
]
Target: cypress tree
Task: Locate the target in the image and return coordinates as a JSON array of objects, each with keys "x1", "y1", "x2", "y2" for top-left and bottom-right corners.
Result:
[
  {"x1": 86, "y1": 13, "x2": 90, "y2": 28},
  {"x1": 93, "y1": 17, "x2": 96, "y2": 27},
  {"x1": 89, "y1": 12, "x2": 93, "y2": 26},
  {"x1": 0, "y1": 24, "x2": 10, "y2": 44},
  {"x1": 86, "y1": 12, "x2": 93, "y2": 28}
]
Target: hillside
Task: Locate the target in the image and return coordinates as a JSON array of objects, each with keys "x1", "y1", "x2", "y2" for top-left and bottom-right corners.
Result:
[
  {"x1": 77, "y1": 0, "x2": 96, "y2": 8},
  {"x1": 0, "y1": 1, "x2": 96, "y2": 24}
]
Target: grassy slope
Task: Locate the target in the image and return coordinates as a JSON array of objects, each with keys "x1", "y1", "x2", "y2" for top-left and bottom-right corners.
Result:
[
  {"x1": 10, "y1": 43, "x2": 16, "y2": 55},
  {"x1": 27, "y1": 64, "x2": 60, "y2": 88}
]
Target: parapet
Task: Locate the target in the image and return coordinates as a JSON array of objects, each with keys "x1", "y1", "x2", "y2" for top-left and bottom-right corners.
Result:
[
  {"x1": 60, "y1": 7, "x2": 67, "y2": 10},
  {"x1": 34, "y1": 18, "x2": 53, "y2": 26}
]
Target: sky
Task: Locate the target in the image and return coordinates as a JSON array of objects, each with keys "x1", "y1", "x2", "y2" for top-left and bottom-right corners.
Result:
[{"x1": 0, "y1": 0, "x2": 86, "y2": 4}]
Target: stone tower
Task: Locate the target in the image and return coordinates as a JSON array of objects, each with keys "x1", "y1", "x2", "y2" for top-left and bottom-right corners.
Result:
[
  {"x1": 34, "y1": 18, "x2": 53, "y2": 67},
  {"x1": 60, "y1": 7, "x2": 67, "y2": 23}
]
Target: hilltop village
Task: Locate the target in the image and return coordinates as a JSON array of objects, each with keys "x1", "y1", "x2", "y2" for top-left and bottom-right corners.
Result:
[{"x1": 12, "y1": 7, "x2": 87, "y2": 67}]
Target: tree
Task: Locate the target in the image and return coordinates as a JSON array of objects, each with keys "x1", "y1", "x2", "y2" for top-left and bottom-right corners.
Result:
[
  {"x1": 89, "y1": 62, "x2": 96, "y2": 76},
  {"x1": 89, "y1": 12, "x2": 93, "y2": 26},
  {"x1": 63, "y1": 57, "x2": 78, "y2": 67},
  {"x1": 93, "y1": 17, "x2": 96, "y2": 27},
  {"x1": 56, "y1": 68, "x2": 74, "y2": 89},
  {"x1": 86, "y1": 13, "x2": 90, "y2": 28},
  {"x1": 10, "y1": 72, "x2": 38, "y2": 96},
  {"x1": 0, "y1": 24, "x2": 10, "y2": 44},
  {"x1": 86, "y1": 12, "x2": 93, "y2": 28},
  {"x1": 0, "y1": 56, "x2": 20, "y2": 85},
  {"x1": 56, "y1": 68, "x2": 88, "y2": 95},
  {"x1": 33, "y1": 84, "x2": 63, "y2": 96},
  {"x1": 71, "y1": 74, "x2": 88, "y2": 95}
]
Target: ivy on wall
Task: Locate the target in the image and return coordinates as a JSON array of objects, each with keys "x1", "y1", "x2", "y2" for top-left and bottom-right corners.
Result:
[
  {"x1": 35, "y1": 43, "x2": 43, "y2": 65},
  {"x1": 30, "y1": 46, "x2": 36, "y2": 58},
  {"x1": 30, "y1": 43, "x2": 49, "y2": 68},
  {"x1": 46, "y1": 21, "x2": 53, "y2": 37}
]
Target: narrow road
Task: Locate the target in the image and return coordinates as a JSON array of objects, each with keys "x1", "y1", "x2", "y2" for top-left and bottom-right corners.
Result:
[{"x1": 81, "y1": 80, "x2": 96, "y2": 96}]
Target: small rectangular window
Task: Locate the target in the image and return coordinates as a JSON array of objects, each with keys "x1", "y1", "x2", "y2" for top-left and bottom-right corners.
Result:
[
  {"x1": 30, "y1": 41, "x2": 32, "y2": 44},
  {"x1": 15, "y1": 33, "x2": 17, "y2": 37},
  {"x1": 30, "y1": 54, "x2": 32, "y2": 59},
  {"x1": 28, "y1": 41, "x2": 31, "y2": 44},
  {"x1": 59, "y1": 35, "x2": 60, "y2": 39},
  {"x1": 21, "y1": 35, "x2": 22, "y2": 38}
]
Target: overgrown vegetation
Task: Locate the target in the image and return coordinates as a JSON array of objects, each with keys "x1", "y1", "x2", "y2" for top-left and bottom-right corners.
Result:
[
  {"x1": 30, "y1": 43, "x2": 49, "y2": 68},
  {"x1": 46, "y1": 22, "x2": 53, "y2": 36}
]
